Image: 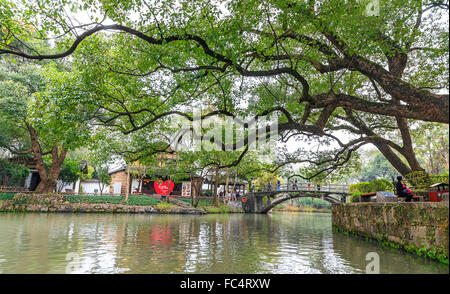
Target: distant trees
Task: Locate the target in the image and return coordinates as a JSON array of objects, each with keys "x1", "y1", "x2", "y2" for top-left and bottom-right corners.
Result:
[
  {"x1": 0, "y1": 159, "x2": 30, "y2": 187},
  {"x1": 56, "y1": 160, "x2": 80, "y2": 192},
  {"x1": 358, "y1": 152, "x2": 399, "y2": 182},
  {"x1": 91, "y1": 167, "x2": 111, "y2": 196},
  {"x1": 349, "y1": 178, "x2": 394, "y2": 202},
  {"x1": 295, "y1": 198, "x2": 331, "y2": 210},
  {"x1": 411, "y1": 122, "x2": 449, "y2": 175}
]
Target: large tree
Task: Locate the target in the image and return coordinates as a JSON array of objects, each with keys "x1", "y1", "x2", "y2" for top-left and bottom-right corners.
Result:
[
  {"x1": 1, "y1": 0, "x2": 448, "y2": 180},
  {"x1": 0, "y1": 63, "x2": 90, "y2": 192},
  {"x1": 0, "y1": 0, "x2": 447, "y2": 121}
]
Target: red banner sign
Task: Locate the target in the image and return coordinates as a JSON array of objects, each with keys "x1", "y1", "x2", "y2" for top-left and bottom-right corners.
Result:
[{"x1": 154, "y1": 180, "x2": 175, "y2": 196}]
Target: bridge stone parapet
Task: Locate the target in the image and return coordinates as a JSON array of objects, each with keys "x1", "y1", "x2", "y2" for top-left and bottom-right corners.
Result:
[{"x1": 242, "y1": 190, "x2": 348, "y2": 213}]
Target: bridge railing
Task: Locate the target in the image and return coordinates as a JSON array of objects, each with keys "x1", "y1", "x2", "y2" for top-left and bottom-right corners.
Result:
[{"x1": 250, "y1": 183, "x2": 349, "y2": 193}]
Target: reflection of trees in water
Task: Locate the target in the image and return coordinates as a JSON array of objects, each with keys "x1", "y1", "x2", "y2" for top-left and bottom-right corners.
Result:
[
  {"x1": 265, "y1": 213, "x2": 334, "y2": 273},
  {"x1": 181, "y1": 214, "x2": 263, "y2": 273},
  {"x1": 0, "y1": 213, "x2": 448, "y2": 274},
  {"x1": 0, "y1": 213, "x2": 89, "y2": 273}
]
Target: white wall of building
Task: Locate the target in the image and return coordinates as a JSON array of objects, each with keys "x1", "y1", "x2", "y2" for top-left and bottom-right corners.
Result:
[
  {"x1": 131, "y1": 179, "x2": 141, "y2": 193},
  {"x1": 24, "y1": 171, "x2": 34, "y2": 189},
  {"x1": 79, "y1": 180, "x2": 110, "y2": 194},
  {"x1": 56, "y1": 179, "x2": 109, "y2": 194},
  {"x1": 56, "y1": 180, "x2": 76, "y2": 193}
]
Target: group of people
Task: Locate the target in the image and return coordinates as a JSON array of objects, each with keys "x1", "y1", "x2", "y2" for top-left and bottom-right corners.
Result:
[
  {"x1": 219, "y1": 190, "x2": 241, "y2": 201},
  {"x1": 263, "y1": 179, "x2": 329, "y2": 191}
]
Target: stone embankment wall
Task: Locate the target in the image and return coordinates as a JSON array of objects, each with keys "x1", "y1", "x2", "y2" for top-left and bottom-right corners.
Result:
[
  {"x1": 0, "y1": 194, "x2": 205, "y2": 215},
  {"x1": 332, "y1": 202, "x2": 449, "y2": 263}
]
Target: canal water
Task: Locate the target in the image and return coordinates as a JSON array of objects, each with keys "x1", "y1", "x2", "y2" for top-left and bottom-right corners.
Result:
[{"x1": 0, "y1": 212, "x2": 447, "y2": 274}]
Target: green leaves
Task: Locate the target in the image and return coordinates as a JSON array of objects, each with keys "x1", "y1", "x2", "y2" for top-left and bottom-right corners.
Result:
[
  {"x1": 0, "y1": 0, "x2": 447, "y2": 187},
  {"x1": 0, "y1": 159, "x2": 30, "y2": 186}
]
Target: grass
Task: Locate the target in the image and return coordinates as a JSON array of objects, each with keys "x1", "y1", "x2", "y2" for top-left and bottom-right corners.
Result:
[
  {"x1": 155, "y1": 201, "x2": 177, "y2": 211},
  {"x1": 179, "y1": 198, "x2": 214, "y2": 207}
]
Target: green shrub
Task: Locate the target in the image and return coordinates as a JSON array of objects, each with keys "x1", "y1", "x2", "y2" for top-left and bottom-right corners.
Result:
[
  {"x1": 405, "y1": 171, "x2": 450, "y2": 191},
  {"x1": 350, "y1": 179, "x2": 394, "y2": 196},
  {"x1": 349, "y1": 182, "x2": 371, "y2": 194},
  {"x1": 350, "y1": 192, "x2": 360, "y2": 203},
  {"x1": 0, "y1": 193, "x2": 14, "y2": 200},
  {"x1": 369, "y1": 179, "x2": 394, "y2": 192}
]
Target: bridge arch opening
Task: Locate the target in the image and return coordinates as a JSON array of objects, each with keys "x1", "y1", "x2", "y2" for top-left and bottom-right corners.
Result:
[{"x1": 242, "y1": 190, "x2": 347, "y2": 214}]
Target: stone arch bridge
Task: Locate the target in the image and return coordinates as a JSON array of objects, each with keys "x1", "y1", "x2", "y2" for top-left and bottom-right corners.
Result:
[{"x1": 241, "y1": 183, "x2": 349, "y2": 214}]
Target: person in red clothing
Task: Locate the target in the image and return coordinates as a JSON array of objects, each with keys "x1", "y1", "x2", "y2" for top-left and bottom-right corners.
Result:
[{"x1": 396, "y1": 176, "x2": 413, "y2": 202}]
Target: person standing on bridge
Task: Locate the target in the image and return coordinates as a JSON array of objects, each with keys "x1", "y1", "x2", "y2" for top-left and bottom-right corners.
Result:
[
  {"x1": 293, "y1": 179, "x2": 298, "y2": 190},
  {"x1": 277, "y1": 180, "x2": 281, "y2": 191},
  {"x1": 267, "y1": 181, "x2": 272, "y2": 191}
]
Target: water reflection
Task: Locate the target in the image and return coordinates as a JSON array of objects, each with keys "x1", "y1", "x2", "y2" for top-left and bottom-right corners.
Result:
[{"x1": 0, "y1": 212, "x2": 447, "y2": 274}]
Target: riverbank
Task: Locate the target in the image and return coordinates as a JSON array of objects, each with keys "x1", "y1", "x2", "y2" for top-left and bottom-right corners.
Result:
[
  {"x1": 332, "y1": 202, "x2": 449, "y2": 264},
  {"x1": 0, "y1": 193, "x2": 224, "y2": 215}
]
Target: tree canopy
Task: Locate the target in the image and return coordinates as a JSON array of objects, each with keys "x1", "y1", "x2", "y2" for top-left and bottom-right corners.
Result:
[{"x1": 1, "y1": 0, "x2": 449, "y2": 189}]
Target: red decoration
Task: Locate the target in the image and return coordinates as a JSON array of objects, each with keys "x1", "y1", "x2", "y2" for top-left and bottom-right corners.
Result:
[
  {"x1": 241, "y1": 196, "x2": 247, "y2": 203},
  {"x1": 154, "y1": 180, "x2": 175, "y2": 195}
]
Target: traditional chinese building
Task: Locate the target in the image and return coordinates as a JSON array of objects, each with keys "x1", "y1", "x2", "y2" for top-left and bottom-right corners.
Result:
[{"x1": 108, "y1": 150, "x2": 194, "y2": 197}]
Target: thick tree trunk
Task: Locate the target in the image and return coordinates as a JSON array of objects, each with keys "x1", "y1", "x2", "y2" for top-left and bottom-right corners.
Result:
[
  {"x1": 190, "y1": 177, "x2": 203, "y2": 208},
  {"x1": 190, "y1": 175, "x2": 195, "y2": 207},
  {"x1": 395, "y1": 115, "x2": 425, "y2": 173},
  {"x1": 224, "y1": 167, "x2": 230, "y2": 204},
  {"x1": 194, "y1": 179, "x2": 202, "y2": 207},
  {"x1": 231, "y1": 173, "x2": 238, "y2": 198},
  {"x1": 213, "y1": 165, "x2": 219, "y2": 207},
  {"x1": 372, "y1": 141, "x2": 413, "y2": 176},
  {"x1": 35, "y1": 146, "x2": 67, "y2": 193},
  {"x1": 344, "y1": 109, "x2": 424, "y2": 177},
  {"x1": 346, "y1": 54, "x2": 449, "y2": 123},
  {"x1": 125, "y1": 166, "x2": 130, "y2": 201},
  {"x1": 27, "y1": 123, "x2": 66, "y2": 193}
]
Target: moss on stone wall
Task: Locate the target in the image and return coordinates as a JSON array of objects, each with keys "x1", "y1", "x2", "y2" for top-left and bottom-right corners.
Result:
[{"x1": 332, "y1": 202, "x2": 449, "y2": 264}]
